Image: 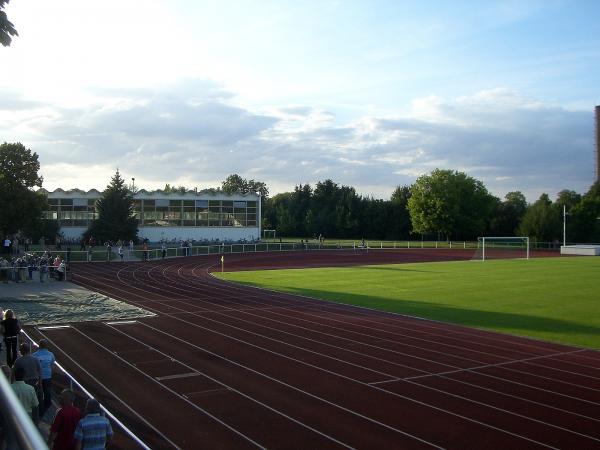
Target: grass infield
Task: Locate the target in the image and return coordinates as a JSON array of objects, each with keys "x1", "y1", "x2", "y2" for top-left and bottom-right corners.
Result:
[{"x1": 217, "y1": 256, "x2": 600, "y2": 349}]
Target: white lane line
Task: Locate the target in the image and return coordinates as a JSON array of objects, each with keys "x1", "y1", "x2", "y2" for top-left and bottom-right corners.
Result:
[
  {"x1": 156, "y1": 372, "x2": 205, "y2": 381},
  {"x1": 35, "y1": 327, "x2": 180, "y2": 449}
]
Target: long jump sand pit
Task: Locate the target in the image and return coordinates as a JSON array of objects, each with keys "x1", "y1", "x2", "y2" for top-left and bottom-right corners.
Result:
[{"x1": 0, "y1": 280, "x2": 155, "y2": 325}]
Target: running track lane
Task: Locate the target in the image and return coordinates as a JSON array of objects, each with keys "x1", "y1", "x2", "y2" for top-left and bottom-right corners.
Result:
[{"x1": 26, "y1": 249, "x2": 600, "y2": 449}]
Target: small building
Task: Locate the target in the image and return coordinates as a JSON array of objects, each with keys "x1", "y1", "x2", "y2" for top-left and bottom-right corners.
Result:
[{"x1": 41, "y1": 188, "x2": 261, "y2": 242}]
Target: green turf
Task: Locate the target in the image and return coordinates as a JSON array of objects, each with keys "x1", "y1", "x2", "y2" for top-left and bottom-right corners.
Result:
[{"x1": 216, "y1": 257, "x2": 600, "y2": 349}]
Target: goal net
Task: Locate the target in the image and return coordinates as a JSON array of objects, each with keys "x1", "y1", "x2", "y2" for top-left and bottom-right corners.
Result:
[
  {"x1": 473, "y1": 237, "x2": 530, "y2": 261},
  {"x1": 262, "y1": 229, "x2": 276, "y2": 240}
]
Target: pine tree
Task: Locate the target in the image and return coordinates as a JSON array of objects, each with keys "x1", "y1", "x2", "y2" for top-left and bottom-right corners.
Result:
[{"x1": 87, "y1": 170, "x2": 138, "y2": 243}]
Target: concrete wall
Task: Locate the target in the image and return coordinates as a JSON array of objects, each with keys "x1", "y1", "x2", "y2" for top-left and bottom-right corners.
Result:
[{"x1": 560, "y1": 245, "x2": 600, "y2": 256}]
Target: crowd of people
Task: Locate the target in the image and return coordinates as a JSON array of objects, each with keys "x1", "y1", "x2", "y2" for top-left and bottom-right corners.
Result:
[
  {"x1": 0, "y1": 252, "x2": 67, "y2": 284},
  {"x1": 0, "y1": 309, "x2": 113, "y2": 449}
]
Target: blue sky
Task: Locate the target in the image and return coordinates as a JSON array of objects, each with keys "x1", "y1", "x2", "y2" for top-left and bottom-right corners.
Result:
[{"x1": 1, "y1": 0, "x2": 599, "y2": 201}]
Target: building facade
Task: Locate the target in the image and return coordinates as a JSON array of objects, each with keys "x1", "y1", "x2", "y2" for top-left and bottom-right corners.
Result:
[{"x1": 41, "y1": 188, "x2": 261, "y2": 242}]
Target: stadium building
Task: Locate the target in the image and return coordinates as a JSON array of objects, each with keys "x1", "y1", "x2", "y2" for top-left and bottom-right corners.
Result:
[{"x1": 41, "y1": 188, "x2": 261, "y2": 242}]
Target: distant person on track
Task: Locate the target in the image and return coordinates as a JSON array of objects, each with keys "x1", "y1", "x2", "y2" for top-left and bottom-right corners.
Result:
[
  {"x1": 161, "y1": 243, "x2": 166, "y2": 259},
  {"x1": 105, "y1": 242, "x2": 112, "y2": 262},
  {"x1": 48, "y1": 389, "x2": 81, "y2": 450},
  {"x1": 2, "y1": 309, "x2": 21, "y2": 366},
  {"x1": 74, "y1": 398, "x2": 113, "y2": 450},
  {"x1": 128, "y1": 239, "x2": 134, "y2": 256},
  {"x1": 118, "y1": 245, "x2": 124, "y2": 262},
  {"x1": 33, "y1": 339, "x2": 56, "y2": 418}
]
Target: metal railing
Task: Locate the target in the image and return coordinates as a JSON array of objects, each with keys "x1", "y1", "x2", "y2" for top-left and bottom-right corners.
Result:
[
  {"x1": 0, "y1": 240, "x2": 565, "y2": 268},
  {"x1": 21, "y1": 330, "x2": 152, "y2": 450},
  {"x1": 0, "y1": 372, "x2": 47, "y2": 449}
]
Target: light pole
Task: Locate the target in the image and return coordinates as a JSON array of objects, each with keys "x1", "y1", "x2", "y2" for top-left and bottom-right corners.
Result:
[
  {"x1": 563, "y1": 205, "x2": 568, "y2": 247},
  {"x1": 131, "y1": 178, "x2": 135, "y2": 194},
  {"x1": 563, "y1": 205, "x2": 574, "y2": 247}
]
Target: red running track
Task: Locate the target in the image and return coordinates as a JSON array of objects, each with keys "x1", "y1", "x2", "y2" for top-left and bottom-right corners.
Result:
[{"x1": 26, "y1": 249, "x2": 600, "y2": 449}]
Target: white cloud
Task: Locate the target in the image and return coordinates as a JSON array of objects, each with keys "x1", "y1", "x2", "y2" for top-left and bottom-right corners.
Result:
[{"x1": 0, "y1": 80, "x2": 594, "y2": 202}]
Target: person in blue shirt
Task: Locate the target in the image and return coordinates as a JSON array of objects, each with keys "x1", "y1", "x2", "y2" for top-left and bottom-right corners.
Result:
[
  {"x1": 75, "y1": 399, "x2": 113, "y2": 450},
  {"x1": 33, "y1": 339, "x2": 56, "y2": 418}
]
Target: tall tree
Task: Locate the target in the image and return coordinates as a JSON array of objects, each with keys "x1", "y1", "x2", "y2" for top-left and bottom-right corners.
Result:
[
  {"x1": 221, "y1": 174, "x2": 269, "y2": 199},
  {"x1": 408, "y1": 169, "x2": 496, "y2": 240},
  {"x1": 569, "y1": 182, "x2": 600, "y2": 243},
  {"x1": 389, "y1": 185, "x2": 412, "y2": 239},
  {"x1": 86, "y1": 170, "x2": 138, "y2": 243},
  {"x1": 488, "y1": 191, "x2": 527, "y2": 236},
  {"x1": 518, "y1": 193, "x2": 561, "y2": 242},
  {"x1": 0, "y1": 0, "x2": 17, "y2": 47},
  {"x1": 0, "y1": 142, "x2": 47, "y2": 237}
]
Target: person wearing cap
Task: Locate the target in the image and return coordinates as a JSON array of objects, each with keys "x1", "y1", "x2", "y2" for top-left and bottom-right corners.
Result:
[{"x1": 74, "y1": 398, "x2": 113, "y2": 449}]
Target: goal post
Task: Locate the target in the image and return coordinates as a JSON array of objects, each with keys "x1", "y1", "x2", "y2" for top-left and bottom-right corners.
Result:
[
  {"x1": 262, "y1": 229, "x2": 276, "y2": 241},
  {"x1": 474, "y1": 237, "x2": 530, "y2": 261}
]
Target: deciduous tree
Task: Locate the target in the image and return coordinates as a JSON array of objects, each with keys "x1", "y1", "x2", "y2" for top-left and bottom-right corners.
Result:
[
  {"x1": 518, "y1": 194, "x2": 561, "y2": 242},
  {"x1": 408, "y1": 169, "x2": 496, "y2": 240},
  {"x1": 0, "y1": 142, "x2": 47, "y2": 237}
]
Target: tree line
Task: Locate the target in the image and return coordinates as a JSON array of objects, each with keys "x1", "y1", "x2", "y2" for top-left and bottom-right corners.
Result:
[
  {"x1": 263, "y1": 170, "x2": 600, "y2": 243},
  {"x1": 2, "y1": 142, "x2": 600, "y2": 244}
]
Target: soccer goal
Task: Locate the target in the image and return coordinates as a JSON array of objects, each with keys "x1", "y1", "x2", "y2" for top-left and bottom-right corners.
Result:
[
  {"x1": 473, "y1": 237, "x2": 530, "y2": 261},
  {"x1": 262, "y1": 229, "x2": 276, "y2": 241}
]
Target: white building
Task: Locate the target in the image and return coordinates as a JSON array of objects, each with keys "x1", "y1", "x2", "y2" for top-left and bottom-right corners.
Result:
[{"x1": 41, "y1": 188, "x2": 261, "y2": 242}]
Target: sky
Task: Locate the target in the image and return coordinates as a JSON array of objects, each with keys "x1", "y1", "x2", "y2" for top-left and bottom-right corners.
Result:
[{"x1": 1, "y1": 0, "x2": 600, "y2": 202}]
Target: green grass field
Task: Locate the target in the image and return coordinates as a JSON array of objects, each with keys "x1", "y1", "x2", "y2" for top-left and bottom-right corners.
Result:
[{"x1": 217, "y1": 257, "x2": 600, "y2": 349}]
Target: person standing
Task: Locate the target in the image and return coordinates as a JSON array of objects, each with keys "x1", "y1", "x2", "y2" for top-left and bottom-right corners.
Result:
[
  {"x1": 12, "y1": 343, "x2": 42, "y2": 412},
  {"x1": 57, "y1": 260, "x2": 66, "y2": 281},
  {"x1": 1, "y1": 310, "x2": 20, "y2": 366},
  {"x1": 118, "y1": 245, "x2": 124, "y2": 262},
  {"x1": 74, "y1": 399, "x2": 113, "y2": 450},
  {"x1": 33, "y1": 339, "x2": 56, "y2": 418},
  {"x1": 142, "y1": 241, "x2": 149, "y2": 261},
  {"x1": 39, "y1": 254, "x2": 48, "y2": 283},
  {"x1": 161, "y1": 243, "x2": 166, "y2": 259},
  {"x1": 48, "y1": 389, "x2": 81, "y2": 450},
  {"x1": 11, "y1": 367, "x2": 39, "y2": 422}
]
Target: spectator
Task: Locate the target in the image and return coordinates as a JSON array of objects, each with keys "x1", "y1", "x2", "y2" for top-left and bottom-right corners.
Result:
[
  {"x1": 11, "y1": 367, "x2": 39, "y2": 423},
  {"x1": 12, "y1": 342, "x2": 42, "y2": 412},
  {"x1": 1, "y1": 310, "x2": 21, "y2": 366},
  {"x1": 57, "y1": 260, "x2": 66, "y2": 281},
  {"x1": 0, "y1": 257, "x2": 8, "y2": 283},
  {"x1": 39, "y1": 253, "x2": 49, "y2": 283},
  {"x1": 105, "y1": 242, "x2": 112, "y2": 262},
  {"x1": 33, "y1": 339, "x2": 56, "y2": 417},
  {"x1": 74, "y1": 399, "x2": 113, "y2": 450},
  {"x1": 48, "y1": 389, "x2": 81, "y2": 450}
]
